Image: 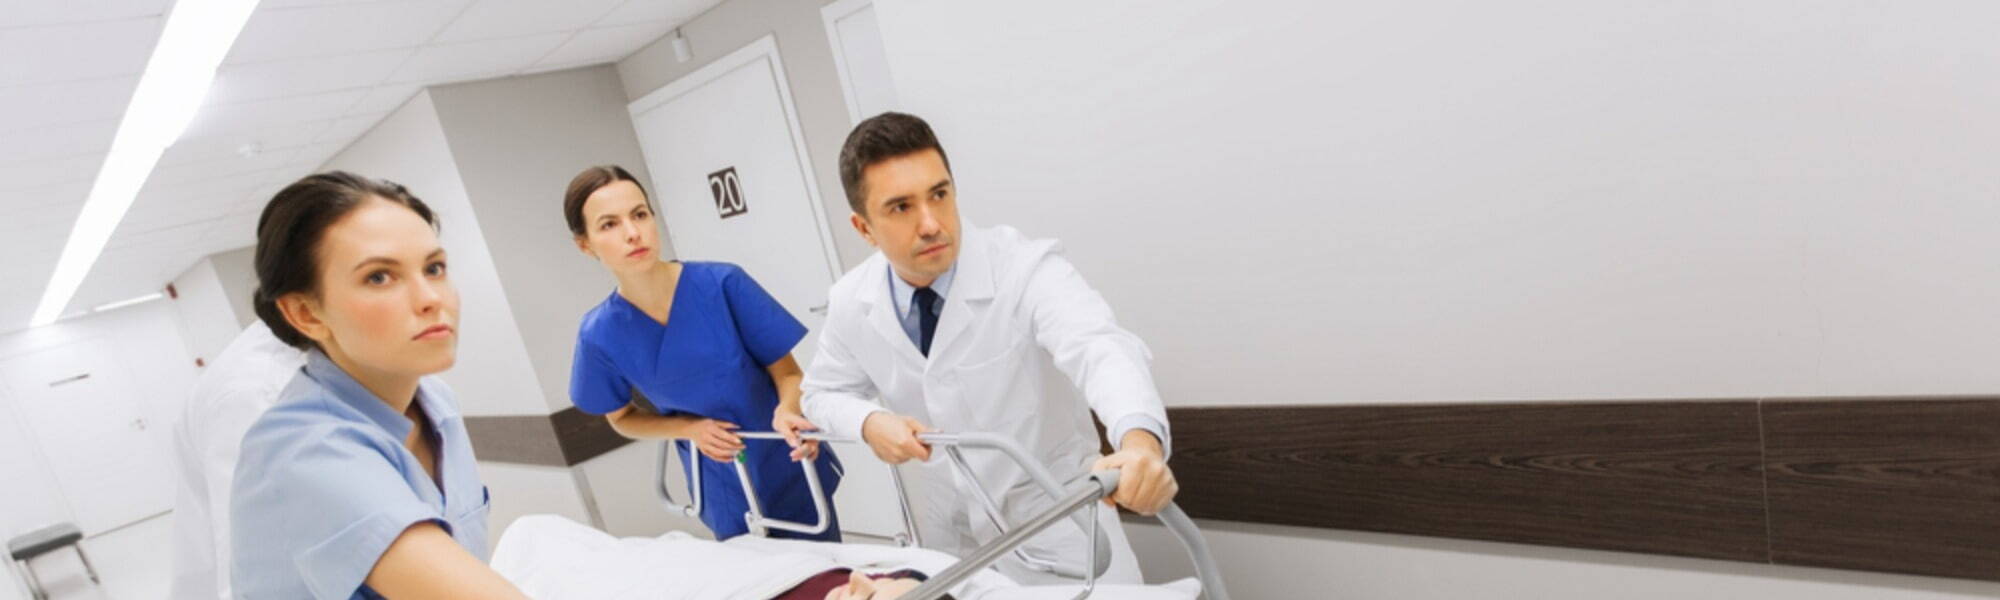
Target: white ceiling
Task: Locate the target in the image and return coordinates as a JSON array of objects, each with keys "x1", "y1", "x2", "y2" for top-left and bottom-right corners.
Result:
[{"x1": 0, "y1": 0, "x2": 721, "y2": 330}]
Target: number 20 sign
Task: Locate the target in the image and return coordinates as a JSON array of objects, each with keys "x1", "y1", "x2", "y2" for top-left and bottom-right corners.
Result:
[{"x1": 708, "y1": 167, "x2": 748, "y2": 219}]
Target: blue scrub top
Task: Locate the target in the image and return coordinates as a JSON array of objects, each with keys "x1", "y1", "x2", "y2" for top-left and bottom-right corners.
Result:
[
  {"x1": 570, "y1": 261, "x2": 842, "y2": 541},
  {"x1": 231, "y1": 349, "x2": 491, "y2": 600}
]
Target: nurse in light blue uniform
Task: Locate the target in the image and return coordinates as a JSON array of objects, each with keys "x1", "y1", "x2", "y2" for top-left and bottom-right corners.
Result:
[
  {"x1": 228, "y1": 171, "x2": 525, "y2": 599},
  {"x1": 232, "y1": 352, "x2": 491, "y2": 599}
]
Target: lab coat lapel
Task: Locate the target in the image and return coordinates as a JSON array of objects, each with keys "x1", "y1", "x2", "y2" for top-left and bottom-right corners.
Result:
[
  {"x1": 860, "y1": 257, "x2": 928, "y2": 368},
  {"x1": 928, "y1": 227, "x2": 995, "y2": 361}
]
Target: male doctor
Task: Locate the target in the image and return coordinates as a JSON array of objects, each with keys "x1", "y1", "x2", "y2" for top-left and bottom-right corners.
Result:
[{"x1": 796, "y1": 112, "x2": 1176, "y2": 584}]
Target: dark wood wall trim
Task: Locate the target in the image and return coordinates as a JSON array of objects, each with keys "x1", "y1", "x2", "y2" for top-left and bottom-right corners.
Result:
[
  {"x1": 1166, "y1": 398, "x2": 2000, "y2": 583},
  {"x1": 464, "y1": 407, "x2": 632, "y2": 467}
]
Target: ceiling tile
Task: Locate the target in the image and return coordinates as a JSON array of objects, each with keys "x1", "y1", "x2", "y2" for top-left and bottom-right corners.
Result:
[
  {"x1": 386, "y1": 32, "x2": 569, "y2": 84},
  {"x1": 595, "y1": 0, "x2": 719, "y2": 27},
  {"x1": 0, "y1": 17, "x2": 162, "y2": 86},
  {"x1": 349, "y1": 83, "x2": 422, "y2": 114},
  {"x1": 226, "y1": 0, "x2": 472, "y2": 65},
  {"x1": 533, "y1": 20, "x2": 672, "y2": 67},
  {"x1": 431, "y1": 0, "x2": 626, "y2": 44},
  {"x1": 144, "y1": 149, "x2": 300, "y2": 190},
  {"x1": 184, "y1": 90, "x2": 366, "y2": 140},
  {"x1": 205, "y1": 47, "x2": 412, "y2": 105},
  {"x1": 0, "y1": 120, "x2": 117, "y2": 164},
  {"x1": 311, "y1": 112, "x2": 389, "y2": 145},
  {"x1": 0, "y1": 182, "x2": 88, "y2": 214},
  {"x1": 0, "y1": 76, "x2": 139, "y2": 135},
  {"x1": 163, "y1": 119, "x2": 334, "y2": 166},
  {"x1": 0, "y1": 0, "x2": 171, "y2": 29},
  {"x1": 0, "y1": 154, "x2": 104, "y2": 193}
]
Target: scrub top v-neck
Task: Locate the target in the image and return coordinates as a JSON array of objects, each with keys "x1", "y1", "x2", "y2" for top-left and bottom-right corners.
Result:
[{"x1": 570, "y1": 261, "x2": 842, "y2": 541}]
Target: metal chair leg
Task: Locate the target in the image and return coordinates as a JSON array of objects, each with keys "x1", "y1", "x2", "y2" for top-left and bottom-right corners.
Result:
[
  {"x1": 18, "y1": 558, "x2": 48, "y2": 600},
  {"x1": 74, "y1": 543, "x2": 101, "y2": 584}
]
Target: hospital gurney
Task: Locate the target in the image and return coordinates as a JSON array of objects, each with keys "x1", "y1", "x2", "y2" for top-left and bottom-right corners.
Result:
[{"x1": 654, "y1": 431, "x2": 1231, "y2": 600}]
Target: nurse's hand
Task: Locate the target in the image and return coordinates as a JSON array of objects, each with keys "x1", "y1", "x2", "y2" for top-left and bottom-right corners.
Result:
[
  {"x1": 689, "y1": 419, "x2": 745, "y2": 462},
  {"x1": 861, "y1": 412, "x2": 933, "y2": 464},
  {"x1": 1091, "y1": 430, "x2": 1178, "y2": 516},
  {"x1": 772, "y1": 410, "x2": 821, "y2": 461}
]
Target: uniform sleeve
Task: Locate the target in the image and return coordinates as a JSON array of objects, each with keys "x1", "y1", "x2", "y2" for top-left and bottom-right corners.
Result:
[
  {"x1": 569, "y1": 336, "x2": 632, "y2": 415},
  {"x1": 718, "y1": 263, "x2": 808, "y2": 367},
  {"x1": 1022, "y1": 245, "x2": 1171, "y2": 454},
  {"x1": 232, "y1": 420, "x2": 444, "y2": 600},
  {"x1": 199, "y1": 383, "x2": 284, "y2": 598},
  {"x1": 801, "y1": 317, "x2": 888, "y2": 440}
]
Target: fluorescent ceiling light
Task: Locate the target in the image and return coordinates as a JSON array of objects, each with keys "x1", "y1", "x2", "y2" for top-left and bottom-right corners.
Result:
[
  {"x1": 28, "y1": 0, "x2": 262, "y2": 327},
  {"x1": 92, "y1": 292, "x2": 166, "y2": 313}
]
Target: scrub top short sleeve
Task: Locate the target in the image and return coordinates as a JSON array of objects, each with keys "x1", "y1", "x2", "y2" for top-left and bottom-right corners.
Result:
[
  {"x1": 232, "y1": 421, "x2": 444, "y2": 600},
  {"x1": 718, "y1": 263, "x2": 807, "y2": 367},
  {"x1": 568, "y1": 337, "x2": 633, "y2": 415}
]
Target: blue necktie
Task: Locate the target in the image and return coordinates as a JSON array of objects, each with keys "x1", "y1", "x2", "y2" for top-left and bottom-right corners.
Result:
[{"x1": 914, "y1": 287, "x2": 940, "y2": 357}]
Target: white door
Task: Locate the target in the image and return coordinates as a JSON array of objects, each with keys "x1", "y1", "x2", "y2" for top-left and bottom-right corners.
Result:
[
  {"x1": 629, "y1": 36, "x2": 910, "y2": 540},
  {"x1": 628, "y1": 35, "x2": 844, "y2": 367},
  {"x1": 0, "y1": 338, "x2": 174, "y2": 535},
  {"x1": 824, "y1": 0, "x2": 901, "y2": 124}
]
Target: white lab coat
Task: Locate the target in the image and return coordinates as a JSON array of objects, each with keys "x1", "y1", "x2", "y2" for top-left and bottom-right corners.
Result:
[
  {"x1": 803, "y1": 224, "x2": 1167, "y2": 584},
  {"x1": 168, "y1": 322, "x2": 307, "y2": 599}
]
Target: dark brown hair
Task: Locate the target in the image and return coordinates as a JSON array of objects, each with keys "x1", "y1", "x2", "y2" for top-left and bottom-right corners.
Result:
[
  {"x1": 252, "y1": 171, "x2": 437, "y2": 350},
  {"x1": 837, "y1": 112, "x2": 952, "y2": 217},
  {"x1": 563, "y1": 165, "x2": 649, "y2": 236}
]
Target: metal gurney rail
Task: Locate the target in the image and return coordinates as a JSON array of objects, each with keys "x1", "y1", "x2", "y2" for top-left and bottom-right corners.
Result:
[{"x1": 654, "y1": 431, "x2": 1231, "y2": 600}]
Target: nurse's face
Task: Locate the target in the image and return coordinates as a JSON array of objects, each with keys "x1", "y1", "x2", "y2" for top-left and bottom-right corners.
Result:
[
  {"x1": 850, "y1": 149, "x2": 960, "y2": 287},
  {"x1": 575, "y1": 180, "x2": 659, "y2": 275},
  {"x1": 299, "y1": 197, "x2": 459, "y2": 378}
]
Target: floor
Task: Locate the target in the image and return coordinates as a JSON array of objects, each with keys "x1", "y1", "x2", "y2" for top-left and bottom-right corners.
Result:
[{"x1": 5, "y1": 513, "x2": 171, "y2": 600}]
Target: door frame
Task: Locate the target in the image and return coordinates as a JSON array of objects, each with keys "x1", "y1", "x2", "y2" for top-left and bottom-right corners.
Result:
[
  {"x1": 822, "y1": 0, "x2": 878, "y2": 126},
  {"x1": 626, "y1": 34, "x2": 844, "y2": 283}
]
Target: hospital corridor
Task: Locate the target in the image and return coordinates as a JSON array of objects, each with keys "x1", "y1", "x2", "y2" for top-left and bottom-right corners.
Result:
[{"x1": 5, "y1": 1, "x2": 2000, "y2": 599}]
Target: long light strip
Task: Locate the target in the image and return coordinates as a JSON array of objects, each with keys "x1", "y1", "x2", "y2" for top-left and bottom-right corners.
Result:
[
  {"x1": 29, "y1": 0, "x2": 262, "y2": 327},
  {"x1": 91, "y1": 292, "x2": 166, "y2": 313}
]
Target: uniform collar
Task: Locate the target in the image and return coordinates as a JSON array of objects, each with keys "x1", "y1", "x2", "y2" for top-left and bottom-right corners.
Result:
[{"x1": 302, "y1": 349, "x2": 455, "y2": 440}]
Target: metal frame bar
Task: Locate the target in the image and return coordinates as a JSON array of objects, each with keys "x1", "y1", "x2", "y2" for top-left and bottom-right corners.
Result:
[{"x1": 653, "y1": 430, "x2": 1231, "y2": 599}]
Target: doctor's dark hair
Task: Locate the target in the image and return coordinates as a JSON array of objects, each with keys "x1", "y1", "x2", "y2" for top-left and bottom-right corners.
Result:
[
  {"x1": 252, "y1": 171, "x2": 437, "y2": 350},
  {"x1": 838, "y1": 111, "x2": 952, "y2": 218},
  {"x1": 563, "y1": 165, "x2": 650, "y2": 237}
]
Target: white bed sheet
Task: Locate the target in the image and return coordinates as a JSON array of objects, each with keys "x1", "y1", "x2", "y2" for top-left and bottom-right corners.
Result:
[{"x1": 491, "y1": 514, "x2": 1199, "y2": 599}]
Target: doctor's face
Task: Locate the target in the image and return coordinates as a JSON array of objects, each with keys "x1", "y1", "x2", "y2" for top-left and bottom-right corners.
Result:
[
  {"x1": 576, "y1": 180, "x2": 660, "y2": 275},
  {"x1": 851, "y1": 149, "x2": 960, "y2": 287}
]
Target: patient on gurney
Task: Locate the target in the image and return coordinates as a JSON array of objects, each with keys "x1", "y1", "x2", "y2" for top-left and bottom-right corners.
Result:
[{"x1": 491, "y1": 515, "x2": 997, "y2": 599}]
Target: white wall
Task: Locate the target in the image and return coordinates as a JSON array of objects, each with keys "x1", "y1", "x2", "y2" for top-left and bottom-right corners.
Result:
[
  {"x1": 208, "y1": 245, "x2": 258, "y2": 329},
  {"x1": 318, "y1": 91, "x2": 551, "y2": 418},
  {"x1": 168, "y1": 258, "x2": 239, "y2": 363},
  {"x1": 0, "y1": 300, "x2": 198, "y2": 599},
  {"x1": 875, "y1": 0, "x2": 2000, "y2": 404},
  {"x1": 618, "y1": 0, "x2": 872, "y2": 270},
  {"x1": 872, "y1": 0, "x2": 2000, "y2": 596},
  {"x1": 428, "y1": 65, "x2": 670, "y2": 416}
]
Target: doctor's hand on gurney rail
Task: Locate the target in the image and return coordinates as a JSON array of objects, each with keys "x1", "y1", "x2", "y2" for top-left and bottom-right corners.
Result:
[
  {"x1": 1092, "y1": 429, "x2": 1179, "y2": 516},
  {"x1": 861, "y1": 412, "x2": 936, "y2": 463}
]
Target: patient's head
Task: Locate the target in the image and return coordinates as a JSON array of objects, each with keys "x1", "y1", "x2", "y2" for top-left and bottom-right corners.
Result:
[{"x1": 789, "y1": 567, "x2": 948, "y2": 600}]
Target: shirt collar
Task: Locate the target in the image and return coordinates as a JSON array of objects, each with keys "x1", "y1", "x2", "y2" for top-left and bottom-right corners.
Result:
[
  {"x1": 888, "y1": 261, "x2": 957, "y2": 320},
  {"x1": 302, "y1": 348, "x2": 453, "y2": 439}
]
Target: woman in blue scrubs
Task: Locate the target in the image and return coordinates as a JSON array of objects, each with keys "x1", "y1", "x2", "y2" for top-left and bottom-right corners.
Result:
[
  {"x1": 563, "y1": 165, "x2": 842, "y2": 541},
  {"x1": 231, "y1": 172, "x2": 528, "y2": 599}
]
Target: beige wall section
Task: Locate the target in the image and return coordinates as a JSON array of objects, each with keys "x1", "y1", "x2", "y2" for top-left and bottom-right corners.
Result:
[
  {"x1": 207, "y1": 245, "x2": 258, "y2": 329},
  {"x1": 428, "y1": 65, "x2": 671, "y2": 415},
  {"x1": 617, "y1": 0, "x2": 872, "y2": 270},
  {"x1": 318, "y1": 91, "x2": 550, "y2": 418}
]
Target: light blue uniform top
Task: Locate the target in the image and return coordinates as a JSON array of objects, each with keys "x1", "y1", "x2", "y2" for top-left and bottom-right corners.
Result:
[{"x1": 231, "y1": 349, "x2": 491, "y2": 600}]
